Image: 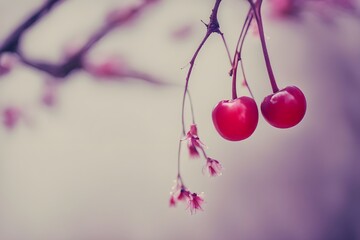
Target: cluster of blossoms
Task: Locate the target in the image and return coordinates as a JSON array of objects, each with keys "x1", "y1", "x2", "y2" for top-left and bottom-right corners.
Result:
[
  {"x1": 185, "y1": 124, "x2": 223, "y2": 178},
  {"x1": 169, "y1": 179, "x2": 205, "y2": 215},
  {"x1": 169, "y1": 124, "x2": 223, "y2": 214}
]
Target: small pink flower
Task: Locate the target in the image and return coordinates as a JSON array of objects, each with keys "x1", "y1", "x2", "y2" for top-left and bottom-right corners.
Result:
[
  {"x1": 106, "y1": 6, "x2": 139, "y2": 26},
  {"x1": 177, "y1": 188, "x2": 191, "y2": 201},
  {"x1": 188, "y1": 124, "x2": 198, "y2": 136},
  {"x1": 188, "y1": 193, "x2": 204, "y2": 214},
  {"x1": 0, "y1": 53, "x2": 17, "y2": 76},
  {"x1": 2, "y1": 107, "x2": 21, "y2": 130},
  {"x1": 169, "y1": 195, "x2": 177, "y2": 207},
  {"x1": 204, "y1": 158, "x2": 223, "y2": 177},
  {"x1": 188, "y1": 139, "x2": 200, "y2": 158},
  {"x1": 85, "y1": 55, "x2": 128, "y2": 79},
  {"x1": 172, "y1": 24, "x2": 193, "y2": 40},
  {"x1": 269, "y1": 0, "x2": 295, "y2": 17},
  {"x1": 41, "y1": 79, "x2": 58, "y2": 107},
  {"x1": 185, "y1": 124, "x2": 205, "y2": 158}
]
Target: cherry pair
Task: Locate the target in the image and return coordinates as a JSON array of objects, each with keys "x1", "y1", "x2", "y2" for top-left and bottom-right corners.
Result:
[{"x1": 212, "y1": 86, "x2": 306, "y2": 141}]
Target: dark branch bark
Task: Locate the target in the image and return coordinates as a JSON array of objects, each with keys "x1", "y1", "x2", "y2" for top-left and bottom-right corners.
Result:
[
  {"x1": 1, "y1": 0, "x2": 156, "y2": 79},
  {"x1": 0, "y1": 0, "x2": 64, "y2": 53}
]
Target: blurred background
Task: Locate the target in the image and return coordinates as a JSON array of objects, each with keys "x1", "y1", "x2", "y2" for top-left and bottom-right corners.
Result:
[{"x1": 0, "y1": 0, "x2": 360, "y2": 239}]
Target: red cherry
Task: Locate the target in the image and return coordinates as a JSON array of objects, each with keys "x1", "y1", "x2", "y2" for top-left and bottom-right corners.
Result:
[
  {"x1": 261, "y1": 86, "x2": 306, "y2": 128},
  {"x1": 212, "y1": 96, "x2": 259, "y2": 141}
]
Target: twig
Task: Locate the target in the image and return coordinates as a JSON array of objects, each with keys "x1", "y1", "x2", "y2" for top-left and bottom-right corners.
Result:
[
  {"x1": 0, "y1": 0, "x2": 64, "y2": 54},
  {"x1": 181, "y1": 0, "x2": 223, "y2": 135},
  {"x1": 19, "y1": 1, "x2": 155, "y2": 78},
  {"x1": 1, "y1": 0, "x2": 157, "y2": 79}
]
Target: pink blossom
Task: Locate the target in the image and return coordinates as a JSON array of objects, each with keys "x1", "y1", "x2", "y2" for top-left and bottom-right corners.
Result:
[
  {"x1": 2, "y1": 107, "x2": 21, "y2": 130},
  {"x1": 41, "y1": 79, "x2": 58, "y2": 107},
  {"x1": 189, "y1": 124, "x2": 198, "y2": 135},
  {"x1": 177, "y1": 188, "x2": 191, "y2": 201},
  {"x1": 169, "y1": 181, "x2": 191, "y2": 208},
  {"x1": 188, "y1": 139, "x2": 200, "y2": 158},
  {"x1": 169, "y1": 195, "x2": 177, "y2": 207},
  {"x1": 85, "y1": 55, "x2": 128, "y2": 79},
  {"x1": 171, "y1": 24, "x2": 193, "y2": 40},
  {"x1": 269, "y1": 0, "x2": 295, "y2": 18},
  {"x1": 106, "y1": 6, "x2": 139, "y2": 26},
  {"x1": 204, "y1": 158, "x2": 223, "y2": 177},
  {"x1": 188, "y1": 193, "x2": 204, "y2": 214},
  {"x1": 185, "y1": 124, "x2": 205, "y2": 158},
  {"x1": 0, "y1": 53, "x2": 17, "y2": 76}
]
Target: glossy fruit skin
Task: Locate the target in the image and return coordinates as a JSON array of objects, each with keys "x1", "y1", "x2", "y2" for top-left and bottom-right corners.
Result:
[
  {"x1": 212, "y1": 96, "x2": 259, "y2": 141},
  {"x1": 261, "y1": 86, "x2": 306, "y2": 129}
]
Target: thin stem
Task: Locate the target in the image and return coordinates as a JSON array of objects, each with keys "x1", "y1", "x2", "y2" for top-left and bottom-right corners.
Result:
[
  {"x1": 177, "y1": 139, "x2": 183, "y2": 177},
  {"x1": 240, "y1": 59, "x2": 254, "y2": 98},
  {"x1": 181, "y1": 33, "x2": 210, "y2": 135},
  {"x1": 181, "y1": 0, "x2": 223, "y2": 135},
  {"x1": 199, "y1": 146, "x2": 208, "y2": 159},
  {"x1": 232, "y1": 52, "x2": 239, "y2": 99},
  {"x1": 248, "y1": 0, "x2": 279, "y2": 93},
  {"x1": 234, "y1": 8, "x2": 253, "y2": 56},
  {"x1": 238, "y1": 10, "x2": 254, "y2": 99},
  {"x1": 219, "y1": 32, "x2": 232, "y2": 65},
  {"x1": 231, "y1": 8, "x2": 253, "y2": 99},
  {"x1": 238, "y1": 11, "x2": 253, "y2": 57},
  {"x1": 186, "y1": 90, "x2": 196, "y2": 124}
]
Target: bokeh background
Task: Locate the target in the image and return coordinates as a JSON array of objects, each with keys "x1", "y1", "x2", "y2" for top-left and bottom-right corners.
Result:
[{"x1": 1, "y1": 0, "x2": 360, "y2": 239}]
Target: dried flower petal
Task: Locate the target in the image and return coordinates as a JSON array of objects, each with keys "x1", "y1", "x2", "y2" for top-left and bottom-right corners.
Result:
[
  {"x1": 204, "y1": 158, "x2": 223, "y2": 177},
  {"x1": 177, "y1": 188, "x2": 191, "y2": 201},
  {"x1": 188, "y1": 193, "x2": 204, "y2": 214},
  {"x1": 185, "y1": 124, "x2": 206, "y2": 158},
  {"x1": 2, "y1": 107, "x2": 21, "y2": 130},
  {"x1": 85, "y1": 55, "x2": 128, "y2": 78},
  {"x1": 169, "y1": 195, "x2": 177, "y2": 207}
]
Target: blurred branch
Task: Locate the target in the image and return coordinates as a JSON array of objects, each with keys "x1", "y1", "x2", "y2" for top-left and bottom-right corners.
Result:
[
  {"x1": 1, "y1": 0, "x2": 160, "y2": 81},
  {"x1": 18, "y1": 0, "x2": 157, "y2": 79},
  {"x1": 0, "y1": 0, "x2": 64, "y2": 53}
]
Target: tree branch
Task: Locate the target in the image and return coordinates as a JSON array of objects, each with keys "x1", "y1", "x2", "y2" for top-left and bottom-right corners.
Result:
[{"x1": 0, "y1": 0, "x2": 64, "y2": 53}]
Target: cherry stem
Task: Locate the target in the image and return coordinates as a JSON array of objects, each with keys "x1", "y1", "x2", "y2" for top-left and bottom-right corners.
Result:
[
  {"x1": 231, "y1": 8, "x2": 254, "y2": 99},
  {"x1": 248, "y1": 0, "x2": 279, "y2": 93},
  {"x1": 231, "y1": 54, "x2": 239, "y2": 99},
  {"x1": 219, "y1": 32, "x2": 232, "y2": 65},
  {"x1": 181, "y1": 33, "x2": 210, "y2": 135},
  {"x1": 181, "y1": 0, "x2": 223, "y2": 135}
]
